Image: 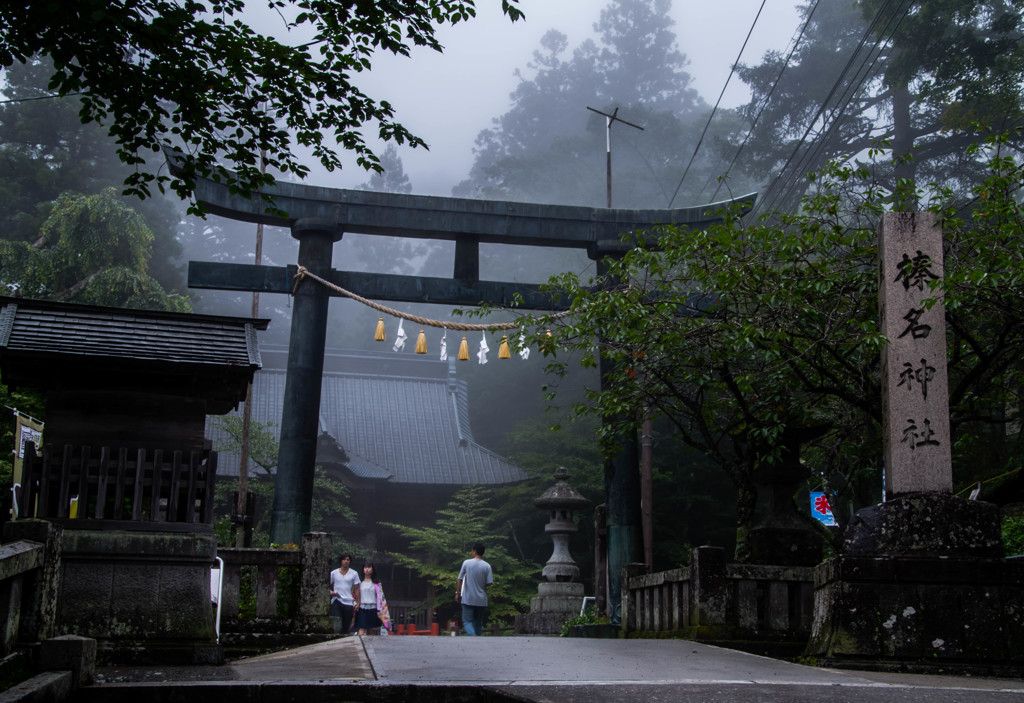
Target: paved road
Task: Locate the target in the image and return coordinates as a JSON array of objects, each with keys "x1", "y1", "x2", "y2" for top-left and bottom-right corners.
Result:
[
  {"x1": 89, "y1": 635, "x2": 1024, "y2": 703},
  {"x1": 360, "y1": 637, "x2": 1024, "y2": 701}
]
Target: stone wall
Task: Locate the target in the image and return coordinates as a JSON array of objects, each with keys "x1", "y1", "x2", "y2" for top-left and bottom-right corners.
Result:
[
  {"x1": 809, "y1": 554, "x2": 1024, "y2": 673},
  {"x1": 55, "y1": 521, "x2": 216, "y2": 643},
  {"x1": 808, "y1": 494, "x2": 1024, "y2": 675},
  {"x1": 3, "y1": 518, "x2": 218, "y2": 664}
]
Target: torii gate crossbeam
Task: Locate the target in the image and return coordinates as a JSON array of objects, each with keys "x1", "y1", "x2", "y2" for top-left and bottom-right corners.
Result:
[{"x1": 176, "y1": 157, "x2": 753, "y2": 620}]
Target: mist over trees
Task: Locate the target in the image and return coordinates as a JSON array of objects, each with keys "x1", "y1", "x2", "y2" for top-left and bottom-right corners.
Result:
[
  {"x1": 733, "y1": 0, "x2": 1024, "y2": 214},
  {"x1": 0, "y1": 57, "x2": 186, "y2": 297},
  {"x1": 513, "y1": 0, "x2": 1024, "y2": 558},
  {"x1": 1, "y1": 189, "x2": 190, "y2": 311},
  {"x1": 0, "y1": 61, "x2": 187, "y2": 312},
  {"x1": 438, "y1": 0, "x2": 770, "y2": 568},
  {"x1": 523, "y1": 134, "x2": 1024, "y2": 559},
  {"x1": 453, "y1": 0, "x2": 755, "y2": 209},
  {"x1": 0, "y1": 0, "x2": 525, "y2": 209}
]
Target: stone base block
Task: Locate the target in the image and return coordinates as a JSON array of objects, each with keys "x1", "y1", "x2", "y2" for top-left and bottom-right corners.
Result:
[
  {"x1": 58, "y1": 522, "x2": 216, "y2": 642},
  {"x1": 808, "y1": 553, "x2": 1024, "y2": 674},
  {"x1": 38, "y1": 635, "x2": 95, "y2": 688},
  {"x1": 530, "y1": 582, "x2": 585, "y2": 614},
  {"x1": 514, "y1": 612, "x2": 572, "y2": 635},
  {"x1": 517, "y1": 583, "x2": 588, "y2": 634},
  {"x1": 536, "y1": 582, "x2": 584, "y2": 597},
  {"x1": 192, "y1": 643, "x2": 224, "y2": 665},
  {"x1": 529, "y1": 596, "x2": 586, "y2": 614},
  {"x1": 844, "y1": 493, "x2": 1002, "y2": 557}
]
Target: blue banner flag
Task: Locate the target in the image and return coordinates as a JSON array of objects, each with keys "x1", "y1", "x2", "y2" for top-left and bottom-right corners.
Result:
[{"x1": 810, "y1": 491, "x2": 836, "y2": 527}]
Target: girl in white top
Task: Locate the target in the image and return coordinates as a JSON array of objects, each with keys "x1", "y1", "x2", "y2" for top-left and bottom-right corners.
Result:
[{"x1": 353, "y1": 562, "x2": 391, "y2": 635}]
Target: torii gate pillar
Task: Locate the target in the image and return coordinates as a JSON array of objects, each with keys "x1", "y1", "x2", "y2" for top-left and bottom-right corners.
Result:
[
  {"x1": 270, "y1": 218, "x2": 343, "y2": 545},
  {"x1": 590, "y1": 239, "x2": 643, "y2": 624}
]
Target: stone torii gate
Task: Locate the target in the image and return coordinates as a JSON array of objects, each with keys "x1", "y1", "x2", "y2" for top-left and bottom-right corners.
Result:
[{"x1": 176, "y1": 158, "x2": 753, "y2": 616}]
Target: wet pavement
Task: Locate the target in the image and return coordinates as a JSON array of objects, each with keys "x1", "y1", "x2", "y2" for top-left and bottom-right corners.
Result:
[{"x1": 87, "y1": 635, "x2": 1024, "y2": 702}]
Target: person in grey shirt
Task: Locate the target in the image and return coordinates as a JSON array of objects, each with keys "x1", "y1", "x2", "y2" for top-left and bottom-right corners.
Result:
[{"x1": 455, "y1": 542, "x2": 493, "y2": 636}]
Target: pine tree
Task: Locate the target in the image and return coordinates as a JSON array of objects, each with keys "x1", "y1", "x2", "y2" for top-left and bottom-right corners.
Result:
[
  {"x1": 382, "y1": 485, "x2": 538, "y2": 627},
  {"x1": 731, "y1": 0, "x2": 1024, "y2": 212}
]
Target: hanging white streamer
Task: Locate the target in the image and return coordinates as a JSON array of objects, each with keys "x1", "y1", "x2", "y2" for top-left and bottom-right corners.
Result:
[
  {"x1": 518, "y1": 333, "x2": 530, "y2": 360},
  {"x1": 393, "y1": 319, "x2": 407, "y2": 352},
  {"x1": 477, "y1": 331, "x2": 490, "y2": 365},
  {"x1": 440, "y1": 330, "x2": 448, "y2": 361}
]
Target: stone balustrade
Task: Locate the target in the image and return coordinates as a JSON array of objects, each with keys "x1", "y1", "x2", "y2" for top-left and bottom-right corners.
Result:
[
  {"x1": 622, "y1": 546, "x2": 813, "y2": 656},
  {"x1": 215, "y1": 532, "x2": 333, "y2": 640},
  {"x1": 0, "y1": 539, "x2": 45, "y2": 656}
]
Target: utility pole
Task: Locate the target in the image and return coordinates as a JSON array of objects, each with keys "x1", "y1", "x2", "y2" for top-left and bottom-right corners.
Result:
[
  {"x1": 586, "y1": 106, "x2": 643, "y2": 208},
  {"x1": 236, "y1": 148, "x2": 266, "y2": 548},
  {"x1": 586, "y1": 106, "x2": 656, "y2": 611},
  {"x1": 588, "y1": 106, "x2": 655, "y2": 568}
]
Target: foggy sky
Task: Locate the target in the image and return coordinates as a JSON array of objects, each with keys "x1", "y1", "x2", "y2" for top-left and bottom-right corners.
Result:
[{"x1": 295, "y1": 0, "x2": 802, "y2": 197}]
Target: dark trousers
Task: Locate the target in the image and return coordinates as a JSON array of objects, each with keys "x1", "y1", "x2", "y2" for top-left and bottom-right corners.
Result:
[{"x1": 330, "y1": 600, "x2": 355, "y2": 634}]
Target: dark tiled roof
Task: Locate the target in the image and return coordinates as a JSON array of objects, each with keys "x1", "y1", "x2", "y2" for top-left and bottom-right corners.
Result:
[
  {"x1": 0, "y1": 296, "x2": 266, "y2": 367},
  {"x1": 345, "y1": 457, "x2": 393, "y2": 480},
  {"x1": 209, "y1": 348, "x2": 527, "y2": 486}
]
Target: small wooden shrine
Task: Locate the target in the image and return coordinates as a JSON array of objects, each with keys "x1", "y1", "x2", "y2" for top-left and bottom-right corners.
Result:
[{"x1": 0, "y1": 296, "x2": 266, "y2": 662}]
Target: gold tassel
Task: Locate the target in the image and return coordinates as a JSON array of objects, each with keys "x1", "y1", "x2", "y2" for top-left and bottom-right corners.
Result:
[
  {"x1": 457, "y1": 335, "x2": 470, "y2": 361},
  {"x1": 415, "y1": 329, "x2": 427, "y2": 354},
  {"x1": 498, "y1": 335, "x2": 511, "y2": 359},
  {"x1": 374, "y1": 317, "x2": 386, "y2": 342},
  {"x1": 540, "y1": 328, "x2": 554, "y2": 355}
]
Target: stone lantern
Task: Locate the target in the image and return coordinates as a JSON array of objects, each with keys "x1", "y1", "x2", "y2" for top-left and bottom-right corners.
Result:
[
  {"x1": 514, "y1": 467, "x2": 591, "y2": 634},
  {"x1": 535, "y1": 466, "x2": 590, "y2": 582}
]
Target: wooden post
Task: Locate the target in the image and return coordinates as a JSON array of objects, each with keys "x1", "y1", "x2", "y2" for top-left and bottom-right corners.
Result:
[{"x1": 641, "y1": 415, "x2": 653, "y2": 568}]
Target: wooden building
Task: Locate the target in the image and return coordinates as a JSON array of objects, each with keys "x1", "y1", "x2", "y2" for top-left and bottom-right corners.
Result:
[{"x1": 208, "y1": 345, "x2": 528, "y2": 608}]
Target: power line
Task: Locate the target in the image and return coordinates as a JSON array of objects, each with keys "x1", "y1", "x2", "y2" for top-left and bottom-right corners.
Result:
[
  {"x1": 768, "y1": 0, "x2": 913, "y2": 216},
  {"x1": 749, "y1": 0, "x2": 914, "y2": 219},
  {"x1": 667, "y1": 0, "x2": 767, "y2": 208},
  {"x1": 755, "y1": 0, "x2": 906, "y2": 215},
  {"x1": 702, "y1": 0, "x2": 822, "y2": 203},
  {"x1": 0, "y1": 92, "x2": 81, "y2": 104}
]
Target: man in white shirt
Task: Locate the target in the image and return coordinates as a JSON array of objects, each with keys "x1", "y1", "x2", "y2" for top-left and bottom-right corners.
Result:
[
  {"x1": 455, "y1": 542, "x2": 493, "y2": 636},
  {"x1": 329, "y1": 554, "x2": 360, "y2": 634}
]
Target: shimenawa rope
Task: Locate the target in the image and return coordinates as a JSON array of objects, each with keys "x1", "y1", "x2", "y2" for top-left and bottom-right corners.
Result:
[{"x1": 292, "y1": 265, "x2": 568, "y2": 332}]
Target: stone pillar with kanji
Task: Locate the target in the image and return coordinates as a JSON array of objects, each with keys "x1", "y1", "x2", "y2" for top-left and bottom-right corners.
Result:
[
  {"x1": 879, "y1": 212, "x2": 952, "y2": 496},
  {"x1": 807, "y1": 213, "x2": 1022, "y2": 674}
]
